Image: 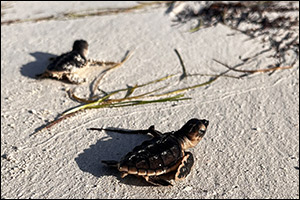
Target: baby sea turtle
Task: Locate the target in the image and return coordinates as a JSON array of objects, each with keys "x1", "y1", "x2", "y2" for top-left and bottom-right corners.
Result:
[
  {"x1": 88, "y1": 118, "x2": 209, "y2": 186},
  {"x1": 36, "y1": 39, "x2": 119, "y2": 84},
  {"x1": 36, "y1": 40, "x2": 90, "y2": 84}
]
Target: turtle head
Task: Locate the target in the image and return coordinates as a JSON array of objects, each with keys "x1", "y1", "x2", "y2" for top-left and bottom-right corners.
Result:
[
  {"x1": 72, "y1": 40, "x2": 89, "y2": 59},
  {"x1": 176, "y1": 118, "x2": 209, "y2": 150}
]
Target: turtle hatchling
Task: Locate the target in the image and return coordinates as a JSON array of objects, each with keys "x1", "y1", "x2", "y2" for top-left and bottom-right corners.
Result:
[
  {"x1": 88, "y1": 118, "x2": 209, "y2": 186},
  {"x1": 36, "y1": 39, "x2": 120, "y2": 84},
  {"x1": 36, "y1": 40, "x2": 90, "y2": 84}
]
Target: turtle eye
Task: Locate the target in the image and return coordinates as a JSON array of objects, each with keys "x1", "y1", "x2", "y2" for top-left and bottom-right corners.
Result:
[
  {"x1": 198, "y1": 129, "x2": 205, "y2": 134},
  {"x1": 198, "y1": 125, "x2": 206, "y2": 134}
]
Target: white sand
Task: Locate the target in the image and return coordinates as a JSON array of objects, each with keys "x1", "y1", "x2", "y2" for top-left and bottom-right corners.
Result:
[{"x1": 1, "y1": 1, "x2": 299, "y2": 198}]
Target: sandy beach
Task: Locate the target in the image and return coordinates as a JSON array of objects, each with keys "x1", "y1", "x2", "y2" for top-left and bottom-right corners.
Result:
[{"x1": 1, "y1": 1, "x2": 299, "y2": 198}]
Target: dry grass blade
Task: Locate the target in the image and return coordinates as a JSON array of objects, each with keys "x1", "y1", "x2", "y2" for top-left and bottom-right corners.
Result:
[
  {"x1": 1, "y1": 1, "x2": 171, "y2": 25},
  {"x1": 187, "y1": 73, "x2": 240, "y2": 79},
  {"x1": 92, "y1": 50, "x2": 132, "y2": 94},
  {"x1": 174, "y1": 49, "x2": 187, "y2": 80},
  {"x1": 138, "y1": 73, "x2": 176, "y2": 87},
  {"x1": 213, "y1": 59, "x2": 293, "y2": 74},
  {"x1": 124, "y1": 84, "x2": 138, "y2": 98},
  {"x1": 68, "y1": 88, "x2": 97, "y2": 103},
  {"x1": 153, "y1": 76, "x2": 219, "y2": 97}
]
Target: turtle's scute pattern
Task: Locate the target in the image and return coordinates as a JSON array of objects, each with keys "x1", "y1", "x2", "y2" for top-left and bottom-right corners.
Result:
[
  {"x1": 47, "y1": 52, "x2": 87, "y2": 72},
  {"x1": 119, "y1": 134, "x2": 183, "y2": 176}
]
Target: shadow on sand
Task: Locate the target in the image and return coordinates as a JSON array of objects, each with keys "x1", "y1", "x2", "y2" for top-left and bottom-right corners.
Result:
[
  {"x1": 20, "y1": 51, "x2": 56, "y2": 79},
  {"x1": 75, "y1": 127, "x2": 155, "y2": 186}
]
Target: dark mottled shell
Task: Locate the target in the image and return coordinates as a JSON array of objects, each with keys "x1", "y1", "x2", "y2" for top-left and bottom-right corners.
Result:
[
  {"x1": 47, "y1": 51, "x2": 87, "y2": 72},
  {"x1": 118, "y1": 133, "x2": 184, "y2": 176}
]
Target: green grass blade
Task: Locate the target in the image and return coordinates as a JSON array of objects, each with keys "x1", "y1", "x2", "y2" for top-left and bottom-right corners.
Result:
[
  {"x1": 62, "y1": 92, "x2": 114, "y2": 116},
  {"x1": 87, "y1": 94, "x2": 191, "y2": 109}
]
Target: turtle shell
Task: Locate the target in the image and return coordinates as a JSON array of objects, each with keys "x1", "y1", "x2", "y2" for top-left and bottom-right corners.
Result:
[
  {"x1": 118, "y1": 133, "x2": 184, "y2": 176},
  {"x1": 47, "y1": 51, "x2": 87, "y2": 72}
]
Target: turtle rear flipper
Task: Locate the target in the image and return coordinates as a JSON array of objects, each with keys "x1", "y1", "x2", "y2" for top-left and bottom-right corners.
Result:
[
  {"x1": 145, "y1": 176, "x2": 173, "y2": 186},
  {"x1": 49, "y1": 56, "x2": 57, "y2": 61},
  {"x1": 36, "y1": 71, "x2": 50, "y2": 79},
  {"x1": 175, "y1": 152, "x2": 194, "y2": 180}
]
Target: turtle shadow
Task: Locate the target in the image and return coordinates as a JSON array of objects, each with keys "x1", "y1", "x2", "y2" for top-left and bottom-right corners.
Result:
[
  {"x1": 21, "y1": 51, "x2": 79, "y2": 84},
  {"x1": 75, "y1": 127, "x2": 155, "y2": 187},
  {"x1": 20, "y1": 51, "x2": 56, "y2": 79}
]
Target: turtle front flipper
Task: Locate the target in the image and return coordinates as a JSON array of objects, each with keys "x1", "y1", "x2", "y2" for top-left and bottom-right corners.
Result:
[
  {"x1": 88, "y1": 59, "x2": 119, "y2": 67},
  {"x1": 66, "y1": 73, "x2": 86, "y2": 84},
  {"x1": 175, "y1": 152, "x2": 194, "y2": 181}
]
